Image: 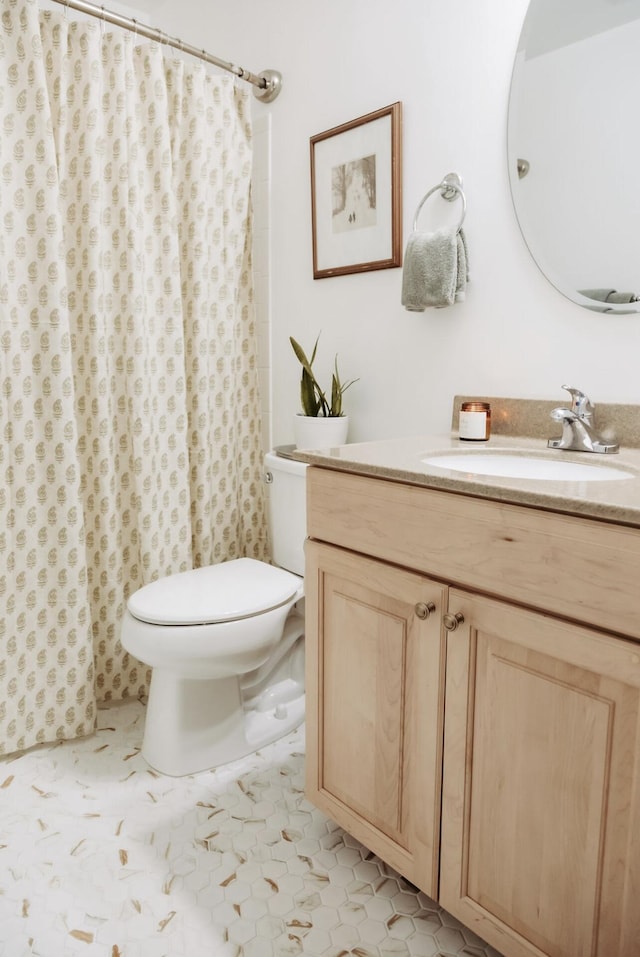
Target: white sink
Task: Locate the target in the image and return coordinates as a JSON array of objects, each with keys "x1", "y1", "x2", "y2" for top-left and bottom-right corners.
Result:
[{"x1": 421, "y1": 451, "x2": 633, "y2": 482}]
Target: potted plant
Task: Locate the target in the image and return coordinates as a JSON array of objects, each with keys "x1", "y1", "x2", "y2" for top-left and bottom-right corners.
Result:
[{"x1": 290, "y1": 334, "x2": 358, "y2": 449}]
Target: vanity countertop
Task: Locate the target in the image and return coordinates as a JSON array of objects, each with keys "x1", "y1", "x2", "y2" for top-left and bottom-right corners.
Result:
[{"x1": 291, "y1": 432, "x2": 640, "y2": 528}]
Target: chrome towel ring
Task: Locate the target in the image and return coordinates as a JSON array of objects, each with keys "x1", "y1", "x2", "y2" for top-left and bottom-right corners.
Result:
[{"x1": 412, "y1": 172, "x2": 466, "y2": 233}]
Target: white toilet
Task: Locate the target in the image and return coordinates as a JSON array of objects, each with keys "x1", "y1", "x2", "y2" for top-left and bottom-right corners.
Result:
[{"x1": 120, "y1": 451, "x2": 307, "y2": 776}]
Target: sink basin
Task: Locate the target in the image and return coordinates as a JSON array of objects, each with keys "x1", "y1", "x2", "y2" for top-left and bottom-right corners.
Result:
[{"x1": 421, "y1": 452, "x2": 633, "y2": 482}]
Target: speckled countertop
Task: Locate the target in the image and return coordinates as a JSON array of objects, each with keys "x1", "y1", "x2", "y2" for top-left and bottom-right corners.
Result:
[{"x1": 289, "y1": 396, "x2": 640, "y2": 528}]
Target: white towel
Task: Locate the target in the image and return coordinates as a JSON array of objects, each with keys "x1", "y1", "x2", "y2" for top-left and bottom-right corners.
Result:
[{"x1": 401, "y1": 226, "x2": 469, "y2": 311}]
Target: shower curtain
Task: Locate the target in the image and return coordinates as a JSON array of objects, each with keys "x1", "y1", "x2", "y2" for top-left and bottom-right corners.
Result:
[{"x1": 0, "y1": 0, "x2": 268, "y2": 756}]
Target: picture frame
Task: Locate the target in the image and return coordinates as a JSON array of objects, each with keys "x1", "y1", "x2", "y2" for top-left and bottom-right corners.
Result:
[{"x1": 310, "y1": 102, "x2": 403, "y2": 280}]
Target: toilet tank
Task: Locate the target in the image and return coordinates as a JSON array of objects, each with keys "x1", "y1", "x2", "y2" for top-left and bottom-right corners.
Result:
[{"x1": 264, "y1": 451, "x2": 308, "y2": 575}]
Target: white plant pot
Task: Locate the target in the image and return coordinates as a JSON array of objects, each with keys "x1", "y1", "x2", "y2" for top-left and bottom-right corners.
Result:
[{"x1": 293, "y1": 414, "x2": 349, "y2": 450}]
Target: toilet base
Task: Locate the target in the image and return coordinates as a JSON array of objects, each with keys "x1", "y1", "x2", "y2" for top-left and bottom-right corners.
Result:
[{"x1": 141, "y1": 669, "x2": 305, "y2": 777}]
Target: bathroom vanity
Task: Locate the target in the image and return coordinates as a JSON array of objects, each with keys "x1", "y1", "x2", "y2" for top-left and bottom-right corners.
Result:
[{"x1": 297, "y1": 407, "x2": 640, "y2": 957}]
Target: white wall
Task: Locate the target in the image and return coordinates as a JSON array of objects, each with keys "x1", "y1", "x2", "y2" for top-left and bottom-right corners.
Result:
[{"x1": 154, "y1": 0, "x2": 640, "y2": 445}]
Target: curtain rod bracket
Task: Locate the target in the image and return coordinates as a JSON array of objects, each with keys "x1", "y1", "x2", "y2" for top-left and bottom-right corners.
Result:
[{"x1": 253, "y1": 69, "x2": 282, "y2": 104}]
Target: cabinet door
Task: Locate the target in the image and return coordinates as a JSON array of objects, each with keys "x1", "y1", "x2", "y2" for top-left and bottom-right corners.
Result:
[
  {"x1": 441, "y1": 589, "x2": 640, "y2": 957},
  {"x1": 305, "y1": 540, "x2": 446, "y2": 897}
]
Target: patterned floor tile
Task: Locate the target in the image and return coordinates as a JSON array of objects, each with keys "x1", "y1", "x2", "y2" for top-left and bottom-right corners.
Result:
[{"x1": 0, "y1": 700, "x2": 504, "y2": 957}]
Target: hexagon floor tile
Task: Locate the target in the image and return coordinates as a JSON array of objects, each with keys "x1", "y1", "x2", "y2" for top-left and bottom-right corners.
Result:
[{"x1": 0, "y1": 700, "x2": 504, "y2": 957}]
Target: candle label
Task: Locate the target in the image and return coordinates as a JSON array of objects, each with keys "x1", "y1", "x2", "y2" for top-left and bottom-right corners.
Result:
[{"x1": 459, "y1": 410, "x2": 489, "y2": 440}]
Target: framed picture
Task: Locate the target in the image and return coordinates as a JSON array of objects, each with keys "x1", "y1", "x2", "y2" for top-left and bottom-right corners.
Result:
[{"x1": 310, "y1": 102, "x2": 403, "y2": 279}]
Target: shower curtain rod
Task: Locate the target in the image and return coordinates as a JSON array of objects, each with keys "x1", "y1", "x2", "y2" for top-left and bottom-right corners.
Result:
[{"x1": 48, "y1": 0, "x2": 283, "y2": 102}]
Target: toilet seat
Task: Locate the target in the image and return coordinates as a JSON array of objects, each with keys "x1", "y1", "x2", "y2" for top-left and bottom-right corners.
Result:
[{"x1": 127, "y1": 558, "x2": 301, "y2": 626}]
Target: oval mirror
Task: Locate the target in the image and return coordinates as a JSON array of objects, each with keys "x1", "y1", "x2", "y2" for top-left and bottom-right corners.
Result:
[{"x1": 507, "y1": 0, "x2": 640, "y2": 314}]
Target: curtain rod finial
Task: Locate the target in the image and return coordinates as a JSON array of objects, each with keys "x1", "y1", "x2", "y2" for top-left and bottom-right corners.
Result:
[{"x1": 253, "y1": 69, "x2": 282, "y2": 103}]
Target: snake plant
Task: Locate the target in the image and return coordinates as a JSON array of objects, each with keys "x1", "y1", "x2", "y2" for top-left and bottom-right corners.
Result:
[{"x1": 290, "y1": 334, "x2": 358, "y2": 418}]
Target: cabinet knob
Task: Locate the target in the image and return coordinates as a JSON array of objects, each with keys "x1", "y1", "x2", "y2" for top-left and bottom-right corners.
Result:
[
  {"x1": 443, "y1": 612, "x2": 465, "y2": 632},
  {"x1": 415, "y1": 601, "x2": 436, "y2": 620}
]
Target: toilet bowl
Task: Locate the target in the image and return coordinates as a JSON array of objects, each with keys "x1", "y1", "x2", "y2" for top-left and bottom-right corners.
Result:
[{"x1": 120, "y1": 451, "x2": 308, "y2": 776}]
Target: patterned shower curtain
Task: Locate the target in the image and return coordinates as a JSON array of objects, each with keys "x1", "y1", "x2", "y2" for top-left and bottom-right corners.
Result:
[{"x1": 0, "y1": 0, "x2": 268, "y2": 755}]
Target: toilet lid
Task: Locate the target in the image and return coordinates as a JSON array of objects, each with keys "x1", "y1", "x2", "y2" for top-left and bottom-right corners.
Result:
[{"x1": 127, "y1": 558, "x2": 301, "y2": 626}]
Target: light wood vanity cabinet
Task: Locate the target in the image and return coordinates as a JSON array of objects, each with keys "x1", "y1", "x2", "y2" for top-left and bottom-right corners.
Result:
[
  {"x1": 441, "y1": 590, "x2": 640, "y2": 957},
  {"x1": 305, "y1": 465, "x2": 640, "y2": 957},
  {"x1": 305, "y1": 539, "x2": 446, "y2": 897}
]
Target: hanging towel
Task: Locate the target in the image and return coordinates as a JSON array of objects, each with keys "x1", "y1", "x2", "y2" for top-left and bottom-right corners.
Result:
[
  {"x1": 606, "y1": 291, "x2": 638, "y2": 303},
  {"x1": 579, "y1": 288, "x2": 638, "y2": 304},
  {"x1": 455, "y1": 228, "x2": 469, "y2": 303},
  {"x1": 401, "y1": 226, "x2": 469, "y2": 311},
  {"x1": 579, "y1": 288, "x2": 615, "y2": 302}
]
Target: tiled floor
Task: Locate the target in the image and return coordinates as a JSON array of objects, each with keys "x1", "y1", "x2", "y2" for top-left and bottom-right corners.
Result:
[{"x1": 0, "y1": 701, "x2": 503, "y2": 957}]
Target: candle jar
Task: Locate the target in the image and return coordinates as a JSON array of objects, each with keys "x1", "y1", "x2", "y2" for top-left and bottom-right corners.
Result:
[{"x1": 459, "y1": 401, "x2": 491, "y2": 441}]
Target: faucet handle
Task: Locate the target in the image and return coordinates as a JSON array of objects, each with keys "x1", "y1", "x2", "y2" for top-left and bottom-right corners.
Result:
[{"x1": 561, "y1": 385, "x2": 594, "y2": 419}]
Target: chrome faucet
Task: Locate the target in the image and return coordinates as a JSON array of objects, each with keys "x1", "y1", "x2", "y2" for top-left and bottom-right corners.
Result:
[{"x1": 547, "y1": 385, "x2": 619, "y2": 454}]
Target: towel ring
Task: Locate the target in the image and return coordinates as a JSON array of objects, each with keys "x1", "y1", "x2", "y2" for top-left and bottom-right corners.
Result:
[{"x1": 412, "y1": 172, "x2": 466, "y2": 233}]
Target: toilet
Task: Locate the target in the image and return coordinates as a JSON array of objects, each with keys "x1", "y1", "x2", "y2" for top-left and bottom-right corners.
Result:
[{"x1": 120, "y1": 451, "x2": 307, "y2": 776}]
